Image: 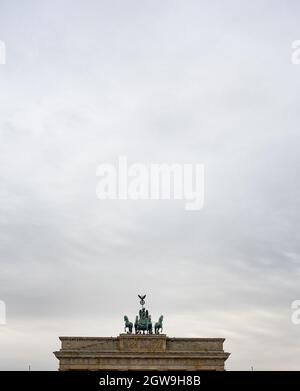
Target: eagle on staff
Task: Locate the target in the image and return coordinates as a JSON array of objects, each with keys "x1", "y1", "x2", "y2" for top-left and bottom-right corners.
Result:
[{"x1": 138, "y1": 294, "x2": 146, "y2": 307}]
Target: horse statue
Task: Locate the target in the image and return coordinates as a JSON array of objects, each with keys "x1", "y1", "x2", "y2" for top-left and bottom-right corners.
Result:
[
  {"x1": 134, "y1": 310, "x2": 153, "y2": 334},
  {"x1": 154, "y1": 315, "x2": 163, "y2": 334},
  {"x1": 124, "y1": 295, "x2": 163, "y2": 335},
  {"x1": 124, "y1": 315, "x2": 133, "y2": 334}
]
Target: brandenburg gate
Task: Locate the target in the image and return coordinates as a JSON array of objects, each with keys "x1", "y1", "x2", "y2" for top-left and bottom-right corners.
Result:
[{"x1": 54, "y1": 295, "x2": 230, "y2": 371}]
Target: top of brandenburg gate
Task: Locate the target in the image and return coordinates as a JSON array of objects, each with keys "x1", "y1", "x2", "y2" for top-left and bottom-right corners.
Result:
[
  {"x1": 54, "y1": 294, "x2": 230, "y2": 370},
  {"x1": 124, "y1": 294, "x2": 163, "y2": 335}
]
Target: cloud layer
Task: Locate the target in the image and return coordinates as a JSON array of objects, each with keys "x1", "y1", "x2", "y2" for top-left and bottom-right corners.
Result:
[{"x1": 0, "y1": 0, "x2": 300, "y2": 370}]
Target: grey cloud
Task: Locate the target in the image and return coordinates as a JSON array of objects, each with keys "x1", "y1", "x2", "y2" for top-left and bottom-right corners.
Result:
[{"x1": 0, "y1": 0, "x2": 300, "y2": 370}]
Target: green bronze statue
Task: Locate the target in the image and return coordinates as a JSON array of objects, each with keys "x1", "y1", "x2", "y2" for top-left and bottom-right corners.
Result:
[
  {"x1": 124, "y1": 315, "x2": 133, "y2": 333},
  {"x1": 123, "y1": 295, "x2": 163, "y2": 335},
  {"x1": 155, "y1": 315, "x2": 163, "y2": 334},
  {"x1": 134, "y1": 307, "x2": 153, "y2": 334}
]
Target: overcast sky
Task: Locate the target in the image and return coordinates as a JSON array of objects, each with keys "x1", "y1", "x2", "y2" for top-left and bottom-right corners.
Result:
[{"x1": 0, "y1": 0, "x2": 300, "y2": 370}]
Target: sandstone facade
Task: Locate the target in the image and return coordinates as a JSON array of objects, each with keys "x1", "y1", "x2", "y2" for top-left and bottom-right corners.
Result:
[{"x1": 54, "y1": 334, "x2": 230, "y2": 371}]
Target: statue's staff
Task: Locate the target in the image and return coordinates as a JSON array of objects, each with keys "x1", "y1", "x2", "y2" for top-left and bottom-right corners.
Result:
[{"x1": 138, "y1": 294, "x2": 146, "y2": 307}]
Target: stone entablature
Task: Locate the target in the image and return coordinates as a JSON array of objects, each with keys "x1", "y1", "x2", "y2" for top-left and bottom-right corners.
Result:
[{"x1": 54, "y1": 334, "x2": 230, "y2": 371}]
